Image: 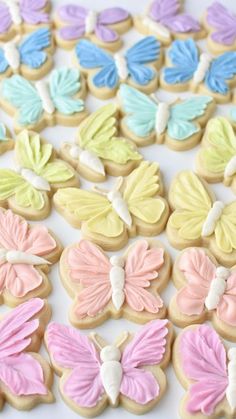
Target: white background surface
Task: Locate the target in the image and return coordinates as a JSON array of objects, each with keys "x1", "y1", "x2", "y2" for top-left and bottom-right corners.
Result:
[{"x1": 1, "y1": 0, "x2": 236, "y2": 418}]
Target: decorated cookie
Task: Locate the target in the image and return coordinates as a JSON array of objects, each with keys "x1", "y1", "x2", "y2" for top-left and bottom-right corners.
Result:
[
  {"x1": 0, "y1": 66, "x2": 87, "y2": 132},
  {"x1": 0, "y1": 208, "x2": 62, "y2": 306},
  {"x1": 60, "y1": 103, "x2": 142, "y2": 182},
  {"x1": 119, "y1": 84, "x2": 215, "y2": 150},
  {"x1": 0, "y1": 298, "x2": 53, "y2": 411},
  {"x1": 60, "y1": 239, "x2": 171, "y2": 328},
  {"x1": 161, "y1": 38, "x2": 236, "y2": 103},
  {"x1": 173, "y1": 324, "x2": 236, "y2": 418},
  {"x1": 134, "y1": 0, "x2": 204, "y2": 46},
  {"x1": 54, "y1": 4, "x2": 132, "y2": 51},
  {"x1": 0, "y1": 28, "x2": 53, "y2": 80},
  {"x1": 54, "y1": 161, "x2": 169, "y2": 251},
  {"x1": 0, "y1": 130, "x2": 79, "y2": 220},
  {"x1": 0, "y1": 122, "x2": 14, "y2": 154},
  {"x1": 196, "y1": 117, "x2": 236, "y2": 194},
  {"x1": 203, "y1": 2, "x2": 236, "y2": 55},
  {"x1": 45, "y1": 319, "x2": 173, "y2": 417},
  {"x1": 0, "y1": 0, "x2": 50, "y2": 42},
  {"x1": 74, "y1": 36, "x2": 163, "y2": 99},
  {"x1": 167, "y1": 170, "x2": 236, "y2": 267},
  {"x1": 170, "y1": 247, "x2": 236, "y2": 341}
]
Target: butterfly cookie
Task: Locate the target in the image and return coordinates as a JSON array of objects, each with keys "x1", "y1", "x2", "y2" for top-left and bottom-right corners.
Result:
[
  {"x1": 196, "y1": 117, "x2": 236, "y2": 194},
  {"x1": 203, "y1": 2, "x2": 236, "y2": 55},
  {"x1": 0, "y1": 298, "x2": 53, "y2": 411},
  {"x1": 173, "y1": 323, "x2": 236, "y2": 418},
  {"x1": 170, "y1": 247, "x2": 236, "y2": 341},
  {"x1": 0, "y1": 66, "x2": 87, "y2": 132},
  {"x1": 74, "y1": 36, "x2": 163, "y2": 99},
  {"x1": 161, "y1": 38, "x2": 236, "y2": 103},
  {"x1": 0, "y1": 130, "x2": 79, "y2": 220},
  {"x1": 0, "y1": 28, "x2": 53, "y2": 80},
  {"x1": 0, "y1": 0, "x2": 51, "y2": 42},
  {"x1": 118, "y1": 84, "x2": 215, "y2": 150},
  {"x1": 45, "y1": 319, "x2": 173, "y2": 417},
  {"x1": 60, "y1": 239, "x2": 171, "y2": 328},
  {"x1": 60, "y1": 103, "x2": 142, "y2": 182},
  {"x1": 54, "y1": 161, "x2": 169, "y2": 251},
  {"x1": 0, "y1": 122, "x2": 14, "y2": 154},
  {"x1": 167, "y1": 170, "x2": 236, "y2": 267},
  {"x1": 54, "y1": 4, "x2": 132, "y2": 51},
  {"x1": 134, "y1": 0, "x2": 205, "y2": 46}
]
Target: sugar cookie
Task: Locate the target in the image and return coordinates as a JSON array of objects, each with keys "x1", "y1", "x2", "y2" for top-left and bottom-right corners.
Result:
[
  {"x1": 0, "y1": 130, "x2": 79, "y2": 220},
  {"x1": 54, "y1": 4, "x2": 132, "y2": 51},
  {"x1": 73, "y1": 36, "x2": 163, "y2": 99},
  {"x1": 118, "y1": 84, "x2": 215, "y2": 150},
  {"x1": 53, "y1": 161, "x2": 169, "y2": 251},
  {"x1": 0, "y1": 122, "x2": 14, "y2": 154},
  {"x1": 167, "y1": 170, "x2": 236, "y2": 267},
  {"x1": 45, "y1": 319, "x2": 173, "y2": 417}
]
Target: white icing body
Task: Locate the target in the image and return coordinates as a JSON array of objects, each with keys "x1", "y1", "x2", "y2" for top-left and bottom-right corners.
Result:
[
  {"x1": 155, "y1": 102, "x2": 170, "y2": 135},
  {"x1": 193, "y1": 53, "x2": 212, "y2": 85},
  {"x1": 0, "y1": 248, "x2": 49, "y2": 265},
  {"x1": 100, "y1": 345, "x2": 123, "y2": 404},
  {"x1": 20, "y1": 168, "x2": 51, "y2": 191},
  {"x1": 107, "y1": 189, "x2": 132, "y2": 227},
  {"x1": 69, "y1": 145, "x2": 105, "y2": 175},
  {"x1": 224, "y1": 155, "x2": 236, "y2": 178},
  {"x1": 3, "y1": 0, "x2": 22, "y2": 25},
  {"x1": 85, "y1": 10, "x2": 97, "y2": 34},
  {"x1": 201, "y1": 201, "x2": 224, "y2": 237},
  {"x1": 205, "y1": 266, "x2": 230, "y2": 310},
  {"x1": 109, "y1": 255, "x2": 125, "y2": 310},
  {"x1": 114, "y1": 53, "x2": 128, "y2": 81},
  {"x1": 142, "y1": 16, "x2": 171, "y2": 41},
  {"x1": 35, "y1": 80, "x2": 55, "y2": 114},
  {"x1": 3, "y1": 41, "x2": 20, "y2": 70},
  {"x1": 226, "y1": 348, "x2": 236, "y2": 411}
]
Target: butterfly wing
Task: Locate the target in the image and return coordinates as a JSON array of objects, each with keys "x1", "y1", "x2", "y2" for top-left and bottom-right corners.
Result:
[
  {"x1": 179, "y1": 324, "x2": 228, "y2": 416},
  {"x1": 0, "y1": 47, "x2": 9, "y2": 73},
  {"x1": 163, "y1": 39, "x2": 199, "y2": 84},
  {"x1": 2, "y1": 75, "x2": 43, "y2": 125},
  {"x1": 119, "y1": 84, "x2": 157, "y2": 137},
  {"x1": 49, "y1": 67, "x2": 84, "y2": 114},
  {"x1": 206, "y1": 2, "x2": 236, "y2": 46},
  {"x1": 19, "y1": 0, "x2": 49, "y2": 24},
  {"x1": 120, "y1": 319, "x2": 168, "y2": 404},
  {"x1": 215, "y1": 201, "x2": 236, "y2": 253},
  {"x1": 167, "y1": 96, "x2": 212, "y2": 140},
  {"x1": 96, "y1": 8, "x2": 129, "y2": 42},
  {"x1": 150, "y1": 0, "x2": 200, "y2": 32},
  {"x1": 19, "y1": 28, "x2": 51, "y2": 69},
  {"x1": 46, "y1": 322, "x2": 103, "y2": 407},
  {"x1": 126, "y1": 36, "x2": 160, "y2": 85},
  {"x1": 0, "y1": 2, "x2": 12, "y2": 34},
  {"x1": 217, "y1": 272, "x2": 236, "y2": 326},
  {"x1": 57, "y1": 5, "x2": 86, "y2": 40},
  {"x1": 205, "y1": 52, "x2": 236, "y2": 94},
  {"x1": 168, "y1": 171, "x2": 212, "y2": 240}
]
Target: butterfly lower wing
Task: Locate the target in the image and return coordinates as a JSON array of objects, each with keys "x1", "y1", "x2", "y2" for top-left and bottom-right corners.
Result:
[
  {"x1": 163, "y1": 14, "x2": 200, "y2": 33},
  {"x1": 15, "y1": 182, "x2": 45, "y2": 211},
  {"x1": 0, "y1": 169, "x2": 25, "y2": 202},
  {"x1": 217, "y1": 272, "x2": 236, "y2": 326},
  {"x1": 205, "y1": 52, "x2": 236, "y2": 94},
  {"x1": 120, "y1": 367, "x2": 160, "y2": 404},
  {"x1": 215, "y1": 202, "x2": 236, "y2": 253},
  {"x1": 40, "y1": 160, "x2": 74, "y2": 184},
  {"x1": 124, "y1": 284, "x2": 163, "y2": 313},
  {"x1": 207, "y1": 3, "x2": 236, "y2": 46},
  {"x1": 49, "y1": 68, "x2": 84, "y2": 114},
  {"x1": 19, "y1": 28, "x2": 51, "y2": 69},
  {"x1": 75, "y1": 283, "x2": 112, "y2": 318}
]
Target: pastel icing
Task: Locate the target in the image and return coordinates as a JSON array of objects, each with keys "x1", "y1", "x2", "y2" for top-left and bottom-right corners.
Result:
[
  {"x1": 206, "y1": 2, "x2": 236, "y2": 46},
  {"x1": 0, "y1": 122, "x2": 7, "y2": 141}
]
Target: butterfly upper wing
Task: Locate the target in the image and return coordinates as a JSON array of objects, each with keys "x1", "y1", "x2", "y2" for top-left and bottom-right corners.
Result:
[
  {"x1": 163, "y1": 39, "x2": 199, "y2": 84},
  {"x1": 123, "y1": 161, "x2": 166, "y2": 224},
  {"x1": 46, "y1": 322, "x2": 103, "y2": 408},
  {"x1": 206, "y1": 2, "x2": 236, "y2": 46},
  {"x1": 168, "y1": 96, "x2": 212, "y2": 140},
  {"x1": 120, "y1": 319, "x2": 168, "y2": 404},
  {"x1": 2, "y1": 75, "x2": 43, "y2": 125},
  {"x1": 0, "y1": 47, "x2": 9, "y2": 73},
  {"x1": 126, "y1": 36, "x2": 159, "y2": 85},
  {"x1": 119, "y1": 84, "x2": 157, "y2": 137},
  {"x1": 215, "y1": 201, "x2": 236, "y2": 253},
  {"x1": 15, "y1": 130, "x2": 52, "y2": 173},
  {"x1": 217, "y1": 272, "x2": 236, "y2": 326},
  {"x1": 19, "y1": 28, "x2": 51, "y2": 69},
  {"x1": 205, "y1": 52, "x2": 236, "y2": 94},
  {"x1": 179, "y1": 324, "x2": 228, "y2": 416},
  {"x1": 19, "y1": 0, "x2": 49, "y2": 24},
  {"x1": 168, "y1": 171, "x2": 212, "y2": 240}
]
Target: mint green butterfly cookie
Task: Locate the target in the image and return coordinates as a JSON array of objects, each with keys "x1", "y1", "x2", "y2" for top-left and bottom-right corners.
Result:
[
  {"x1": 1, "y1": 67, "x2": 88, "y2": 132},
  {"x1": 119, "y1": 84, "x2": 215, "y2": 151}
]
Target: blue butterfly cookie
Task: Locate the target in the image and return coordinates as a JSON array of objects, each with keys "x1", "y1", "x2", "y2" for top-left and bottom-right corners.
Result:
[{"x1": 73, "y1": 36, "x2": 163, "y2": 99}]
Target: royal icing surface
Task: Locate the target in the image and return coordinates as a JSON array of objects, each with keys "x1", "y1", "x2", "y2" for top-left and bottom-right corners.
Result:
[{"x1": 206, "y1": 2, "x2": 236, "y2": 46}]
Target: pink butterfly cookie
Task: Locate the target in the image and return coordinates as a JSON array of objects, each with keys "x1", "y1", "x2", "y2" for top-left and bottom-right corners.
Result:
[
  {"x1": 45, "y1": 319, "x2": 173, "y2": 417},
  {"x1": 174, "y1": 324, "x2": 236, "y2": 418},
  {"x1": 60, "y1": 239, "x2": 171, "y2": 328},
  {"x1": 169, "y1": 247, "x2": 236, "y2": 341}
]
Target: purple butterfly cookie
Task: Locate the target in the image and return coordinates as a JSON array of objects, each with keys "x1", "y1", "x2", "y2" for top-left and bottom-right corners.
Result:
[{"x1": 206, "y1": 2, "x2": 236, "y2": 50}]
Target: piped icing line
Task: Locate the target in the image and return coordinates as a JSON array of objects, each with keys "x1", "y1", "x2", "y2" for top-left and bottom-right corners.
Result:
[
  {"x1": 205, "y1": 266, "x2": 230, "y2": 310},
  {"x1": 85, "y1": 10, "x2": 97, "y2": 35},
  {"x1": 69, "y1": 144, "x2": 105, "y2": 175},
  {"x1": 201, "y1": 201, "x2": 224, "y2": 237},
  {"x1": 226, "y1": 348, "x2": 236, "y2": 411},
  {"x1": 155, "y1": 102, "x2": 170, "y2": 135},
  {"x1": 109, "y1": 255, "x2": 125, "y2": 310},
  {"x1": 35, "y1": 80, "x2": 55, "y2": 114},
  {"x1": 193, "y1": 53, "x2": 212, "y2": 85},
  {"x1": 20, "y1": 167, "x2": 51, "y2": 191},
  {"x1": 142, "y1": 16, "x2": 171, "y2": 41},
  {"x1": 3, "y1": 40, "x2": 20, "y2": 70},
  {"x1": 224, "y1": 155, "x2": 236, "y2": 178},
  {"x1": 114, "y1": 53, "x2": 129, "y2": 81},
  {"x1": 2, "y1": 0, "x2": 22, "y2": 25},
  {"x1": 0, "y1": 248, "x2": 50, "y2": 265}
]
